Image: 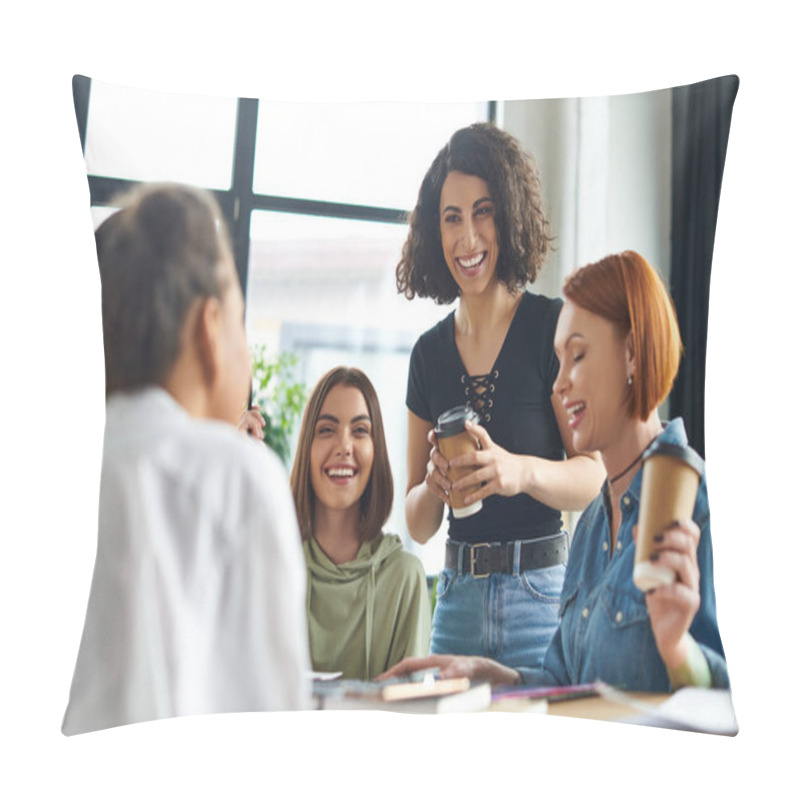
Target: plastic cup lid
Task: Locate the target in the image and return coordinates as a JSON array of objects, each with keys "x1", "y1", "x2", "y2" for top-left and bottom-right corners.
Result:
[{"x1": 435, "y1": 405, "x2": 480, "y2": 438}]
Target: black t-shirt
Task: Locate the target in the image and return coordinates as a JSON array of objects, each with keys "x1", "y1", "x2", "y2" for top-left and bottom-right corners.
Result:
[{"x1": 406, "y1": 292, "x2": 565, "y2": 544}]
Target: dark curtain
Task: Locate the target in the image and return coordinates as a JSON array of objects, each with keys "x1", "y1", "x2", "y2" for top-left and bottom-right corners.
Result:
[
  {"x1": 72, "y1": 75, "x2": 91, "y2": 155},
  {"x1": 669, "y1": 75, "x2": 739, "y2": 458}
]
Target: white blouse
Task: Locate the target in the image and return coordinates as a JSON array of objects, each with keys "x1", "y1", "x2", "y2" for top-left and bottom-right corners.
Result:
[{"x1": 62, "y1": 388, "x2": 311, "y2": 735}]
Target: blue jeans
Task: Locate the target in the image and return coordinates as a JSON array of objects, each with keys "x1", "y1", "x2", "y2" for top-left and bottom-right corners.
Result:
[{"x1": 430, "y1": 548, "x2": 565, "y2": 670}]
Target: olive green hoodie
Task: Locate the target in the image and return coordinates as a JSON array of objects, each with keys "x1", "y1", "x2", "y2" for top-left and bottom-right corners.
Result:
[{"x1": 303, "y1": 532, "x2": 431, "y2": 680}]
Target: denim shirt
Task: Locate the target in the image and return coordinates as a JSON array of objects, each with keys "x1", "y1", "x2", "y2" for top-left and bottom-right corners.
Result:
[{"x1": 519, "y1": 419, "x2": 729, "y2": 691}]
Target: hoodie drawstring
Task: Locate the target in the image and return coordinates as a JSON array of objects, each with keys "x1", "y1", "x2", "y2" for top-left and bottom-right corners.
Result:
[{"x1": 364, "y1": 562, "x2": 376, "y2": 680}]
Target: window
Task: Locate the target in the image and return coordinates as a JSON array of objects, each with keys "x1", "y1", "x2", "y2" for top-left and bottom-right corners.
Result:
[
  {"x1": 253, "y1": 100, "x2": 484, "y2": 209},
  {"x1": 85, "y1": 80, "x2": 237, "y2": 188},
  {"x1": 247, "y1": 101, "x2": 490, "y2": 572},
  {"x1": 75, "y1": 75, "x2": 491, "y2": 573}
]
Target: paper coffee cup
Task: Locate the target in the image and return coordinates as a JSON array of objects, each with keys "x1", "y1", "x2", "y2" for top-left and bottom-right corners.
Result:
[
  {"x1": 633, "y1": 440, "x2": 704, "y2": 592},
  {"x1": 435, "y1": 405, "x2": 482, "y2": 519}
]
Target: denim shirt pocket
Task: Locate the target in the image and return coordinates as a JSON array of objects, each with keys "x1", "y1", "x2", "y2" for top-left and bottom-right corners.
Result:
[
  {"x1": 594, "y1": 586, "x2": 663, "y2": 690},
  {"x1": 598, "y1": 585, "x2": 650, "y2": 629}
]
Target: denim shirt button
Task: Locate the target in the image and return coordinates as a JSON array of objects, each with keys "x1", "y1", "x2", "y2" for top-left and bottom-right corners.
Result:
[
  {"x1": 616, "y1": 611, "x2": 623, "y2": 622},
  {"x1": 622, "y1": 495, "x2": 631, "y2": 507},
  {"x1": 616, "y1": 540, "x2": 622, "y2": 550},
  {"x1": 582, "y1": 607, "x2": 590, "y2": 619},
  {"x1": 602, "y1": 541, "x2": 608, "y2": 551}
]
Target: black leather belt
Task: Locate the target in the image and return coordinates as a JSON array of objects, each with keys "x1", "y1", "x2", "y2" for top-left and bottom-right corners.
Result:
[{"x1": 444, "y1": 533, "x2": 569, "y2": 578}]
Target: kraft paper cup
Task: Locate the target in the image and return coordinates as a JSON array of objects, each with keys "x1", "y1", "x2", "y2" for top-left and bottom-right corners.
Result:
[
  {"x1": 435, "y1": 405, "x2": 482, "y2": 519},
  {"x1": 633, "y1": 440, "x2": 704, "y2": 592}
]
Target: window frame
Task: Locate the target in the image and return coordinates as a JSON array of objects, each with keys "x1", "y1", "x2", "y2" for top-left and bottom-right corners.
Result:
[{"x1": 72, "y1": 75, "x2": 496, "y2": 301}]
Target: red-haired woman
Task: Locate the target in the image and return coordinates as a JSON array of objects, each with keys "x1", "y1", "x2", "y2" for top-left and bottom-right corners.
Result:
[{"x1": 381, "y1": 252, "x2": 729, "y2": 692}]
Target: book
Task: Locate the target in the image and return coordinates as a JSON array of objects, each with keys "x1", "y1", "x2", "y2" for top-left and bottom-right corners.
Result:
[
  {"x1": 487, "y1": 695, "x2": 549, "y2": 714},
  {"x1": 379, "y1": 675, "x2": 469, "y2": 701},
  {"x1": 490, "y1": 681, "x2": 603, "y2": 704},
  {"x1": 313, "y1": 677, "x2": 492, "y2": 714}
]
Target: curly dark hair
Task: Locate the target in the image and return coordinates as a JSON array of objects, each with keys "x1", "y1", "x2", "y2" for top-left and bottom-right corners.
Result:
[{"x1": 396, "y1": 122, "x2": 553, "y2": 304}]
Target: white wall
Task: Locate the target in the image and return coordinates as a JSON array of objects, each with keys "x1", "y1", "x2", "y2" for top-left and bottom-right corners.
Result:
[{"x1": 502, "y1": 87, "x2": 672, "y2": 298}]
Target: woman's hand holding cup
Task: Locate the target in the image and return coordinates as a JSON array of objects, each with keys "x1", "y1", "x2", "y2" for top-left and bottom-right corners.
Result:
[
  {"x1": 424, "y1": 427, "x2": 452, "y2": 506},
  {"x1": 448, "y1": 421, "x2": 524, "y2": 506},
  {"x1": 634, "y1": 519, "x2": 702, "y2": 671},
  {"x1": 433, "y1": 406, "x2": 484, "y2": 518}
]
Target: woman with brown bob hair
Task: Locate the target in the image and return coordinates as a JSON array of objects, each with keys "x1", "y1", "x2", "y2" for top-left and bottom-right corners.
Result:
[
  {"x1": 381, "y1": 252, "x2": 729, "y2": 694},
  {"x1": 290, "y1": 366, "x2": 430, "y2": 680},
  {"x1": 396, "y1": 122, "x2": 605, "y2": 670}
]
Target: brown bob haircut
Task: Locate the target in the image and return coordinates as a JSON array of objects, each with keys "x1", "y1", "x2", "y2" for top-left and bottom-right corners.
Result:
[
  {"x1": 396, "y1": 122, "x2": 552, "y2": 304},
  {"x1": 562, "y1": 250, "x2": 683, "y2": 421},
  {"x1": 290, "y1": 367, "x2": 394, "y2": 543}
]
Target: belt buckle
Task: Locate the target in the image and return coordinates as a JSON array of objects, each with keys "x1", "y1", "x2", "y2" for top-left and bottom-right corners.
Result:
[{"x1": 469, "y1": 543, "x2": 491, "y2": 578}]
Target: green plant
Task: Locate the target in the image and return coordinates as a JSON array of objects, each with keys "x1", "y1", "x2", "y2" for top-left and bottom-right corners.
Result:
[{"x1": 250, "y1": 345, "x2": 308, "y2": 467}]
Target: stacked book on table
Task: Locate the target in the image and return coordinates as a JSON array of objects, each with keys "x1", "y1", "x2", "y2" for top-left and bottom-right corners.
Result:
[
  {"x1": 313, "y1": 673, "x2": 491, "y2": 714},
  {"x1": 488, "y1": 681, "x2": 602, "y2": 713}
]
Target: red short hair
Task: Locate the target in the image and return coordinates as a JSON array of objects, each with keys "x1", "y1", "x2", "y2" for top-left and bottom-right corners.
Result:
[{"x1": 562, "y1": 251, "x2": 682, "y2": 421}]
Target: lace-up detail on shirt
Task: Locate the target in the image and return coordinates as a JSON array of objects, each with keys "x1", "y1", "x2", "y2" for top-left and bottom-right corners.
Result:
[{"x1": 461, "y1": 369, "x2": 498, "y2": 423}]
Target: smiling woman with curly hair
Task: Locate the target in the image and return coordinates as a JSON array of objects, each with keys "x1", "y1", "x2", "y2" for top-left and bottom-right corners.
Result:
[
  {"x1": 397, "y1": 122, "x2": 551, "y2": 304},
  {"x1": 396, "y1": 122, "x2": 606, "y2": 672}
]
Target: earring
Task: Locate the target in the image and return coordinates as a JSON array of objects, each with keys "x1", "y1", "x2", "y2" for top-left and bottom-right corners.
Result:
[{"x1": 627, "y1": 375, "x2": 633, "y2": 386}]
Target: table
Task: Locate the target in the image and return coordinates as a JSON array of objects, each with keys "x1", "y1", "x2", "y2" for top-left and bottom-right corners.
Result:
[
  {"x1": 487, "y1": 688, "x2": 668, "y2": 721},
  {"x1": 544, "y1": 692, "x2": 667, "y2": 722},
  {"x1": 489, "y1": 687, "x2": 738, "y2": 736}
]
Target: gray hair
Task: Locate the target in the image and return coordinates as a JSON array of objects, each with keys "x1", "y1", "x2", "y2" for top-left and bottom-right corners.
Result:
[{"x1": 95, "y1": 183, "x2": 233, "y2": 396}]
